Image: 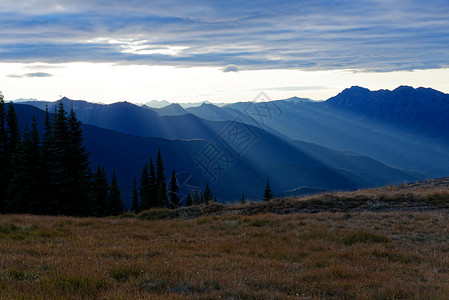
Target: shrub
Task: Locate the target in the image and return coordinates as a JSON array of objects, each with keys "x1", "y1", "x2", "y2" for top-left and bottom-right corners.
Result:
[
  {"x1": 118, "y1": 212, "x2": 137, "y2": 218},
  {"x1": 137, "y1": 208, "x2": 171, "y2": 220},
  {"x1": 426, "y1": 193, "x2": 449, "y2": 208},
  {"x1": 110, "y1": 267, "x2": 141, "y2": 282},
  {"x1": 5, "y1": 269, "x2": 29, "y2": 281},
  {"x1": 247, "y1": 219, "x2": 274, "y2": 227}
]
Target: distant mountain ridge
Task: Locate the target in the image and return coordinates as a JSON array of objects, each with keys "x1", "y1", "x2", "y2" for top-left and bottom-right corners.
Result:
[
  {"x1": 12, "y1": 101, "x2": 422, "y2": 206},
  {"x1": 326, "y1": 85, "x2": 449, "y2": 138},
  {"x1": 14, "y1": 85, "x2": 449, "y2": 207},
  {"x1": 144, "y1": 100, "x2": 228, "y2": 109},
  {"x1": 221, "y1": 86, "x2": 449, "y2": 177},
  {"x1": 151, "y1": 103, "x2": 188, "y2": 116}
]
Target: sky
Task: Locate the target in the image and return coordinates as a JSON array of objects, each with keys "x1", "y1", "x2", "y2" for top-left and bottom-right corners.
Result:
[{"x1": 1, "y1": 0, "x2": 449, "y2": 104}]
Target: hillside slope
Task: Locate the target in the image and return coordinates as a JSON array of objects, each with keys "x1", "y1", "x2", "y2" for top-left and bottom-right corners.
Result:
[
  {"x1": 224, "y1": 87, "x2": 449, "y2": 177},
  {"x1": 12, "y1": 104, "x2": 421, "y2": 207}
]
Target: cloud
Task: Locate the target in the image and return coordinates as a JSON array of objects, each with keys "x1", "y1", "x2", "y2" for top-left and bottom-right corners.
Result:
[
  {"x1": 25, "y1": 64, "x2": 64, "y2": 70},
  {"x1": 0, "y1": 1, "x2": 448, "y2": 72},
  {"x1": 25, "y1": 72, "x2": 52, "y2": 77},
  {"x1": 8, "y1": 72, "x2": 52, "y2": 78},
  {"x1": 222, "y1": 64, "x2": 239, "y2": 72}
]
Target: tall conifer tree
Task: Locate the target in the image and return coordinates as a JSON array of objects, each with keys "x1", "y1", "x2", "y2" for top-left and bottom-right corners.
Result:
[
  {"x1": 263, "y1": 176, "x2": 274, "y2": 202},
  {"x1": 66, "y1": 107, "x2": 91, "y2": 216},
  {"x1": 6, "y1": 102, "x2": 20, "y2": 155},
  {"x1": 131, "y1": 176, "x2": 140, "y2": 212},
  {"x1": 108, "y1": 170, "x2": 124, "y2": 215},
  {"x1": 193, "y1": 190, "x2": 201, "y2": 205},
  {"x1": 139, "y1": 163, "x2": 150, "y2": 210},
  {"x1": 203, "y1": 182, "x2": 213, "y2": 205},
  {"x1": 0, "y1": 98, "x2": 7, "y2": 212},
  {"x1": 45, "y1": 101, "x2": 69, "y2": 214},
  {"x1": 7, "y1": 118, "x2": 43, "y2": 214},
  {"x1": 185, "y1": 192, "x2": 193, "y2": 207},
  {"x1": 91, "y1": 165, "x2": 109, "y2": 217},
  {"x1": 168, "y1": 170, "x2": 180, "y2": 209},
  {"x1": 4, "y1": 102, "x2": 21, "y2": 212},
  {"x1": 148, "y1": 158, "x2": 158, "y2": 208},
  {"x1": 40, "y1": 104, "x2": 52, "y2": 211}
]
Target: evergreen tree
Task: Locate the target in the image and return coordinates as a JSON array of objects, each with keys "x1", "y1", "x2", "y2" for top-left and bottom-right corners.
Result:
[
  {"x1": 139, "y1": 163, "x2": 150, "y2": 210},
  {"x1": 156, "y1": 149, "x2": 168, "y2": 208},
  {"x1": 108, "y1": 170, "x2": 124, "y2": 215},
  {"x1": 7, "y1": 118, "x2": 45, "y2": 214},
  {"x1": 203, "y1": 182, "x2": 213, "y2": 205},
  {"x1": 43, "y1": 103, "x2": 52, "y2": 145},
  {"x1": 0, "y1": 97, "x2": 7, "y2": 212},
  {"x1": 66, "y1": 107, "x2": 92, "y2": 216},
  {"x1": 193, "y1": 190, "x2": 201, "y2": 205},
  {"x1": 148, "y1": 158, "x2": 157, "y2": 208},
  {"x1": 263, "y1": 176, "x2": 274, "y2": 202},
  {"x1": 40, "y1": 104, "x2": 52, "y2": 213},
  {"x1": 41, "y1": 103, "x2": 52, "y2": 162},
  {"x1": 241, "y1": 192, "x2": 245, "y2": 205},
  {"x1": 4, "y1": 102, "x2": 21, "y2": 212},
  {"x1": 168, "y1": 170, "x2": 180, "y2": 209},
  {"x1": 185, "y1": 192, "x2": 193, "y2": 207},
  {"x1": 45, "y1": 101, "x2": 69, "y2": 214},
  {"x1": 6, "y1": 127, "x2": 27, "y2": 213},
  {"x1": 6, "y1": 101, "x2": 20, "y2": 155},
  {"x1": 0, "y1": 100, "x2": 121, "y2": 217},
  {"x1": 200, "y1": 190, "x2": 204, "y2": 204},
  {"x1": 131, "y1": 176, "x2": 140, "y2": 212},
  {"x1": 91, "y1": 165, "x2": 109, "y2": 217}
]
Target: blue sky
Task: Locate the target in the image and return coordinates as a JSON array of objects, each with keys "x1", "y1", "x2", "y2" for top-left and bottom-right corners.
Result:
[{"x1": 1, "y1": 0, "x2": 449, "y2": 103}]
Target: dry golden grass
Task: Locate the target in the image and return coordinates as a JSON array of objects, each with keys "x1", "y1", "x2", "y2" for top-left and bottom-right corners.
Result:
[{"x1": 1, "y1": 210, "x2": 449, "y2": 299}]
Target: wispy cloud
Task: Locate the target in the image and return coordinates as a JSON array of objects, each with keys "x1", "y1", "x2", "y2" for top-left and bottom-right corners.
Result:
[
  {"x1": 222, "y1": 64, "x2": 239, "y2": 72},
  {"x1": 0, "y1": 0, "x2": 448, "y2": 72},
  {"x1": 7, "y1": 72, "x2": 53, "y2": 78}
]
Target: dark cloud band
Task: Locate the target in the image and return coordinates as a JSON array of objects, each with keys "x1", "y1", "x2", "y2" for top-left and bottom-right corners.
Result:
[{"x1": 0, "y1": 0, "x2": 448, "y2": 72}]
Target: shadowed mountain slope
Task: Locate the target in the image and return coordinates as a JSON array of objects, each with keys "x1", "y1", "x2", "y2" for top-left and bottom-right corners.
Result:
[{"x1": 12, "y1": 103, "x2": 421, "y2": 207}]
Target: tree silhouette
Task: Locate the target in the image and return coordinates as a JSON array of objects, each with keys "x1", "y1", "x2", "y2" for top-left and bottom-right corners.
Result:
[
  {"x1": 139, "y1": 163, "x2": 150, "y2": 210},
  {"x1": 169, "y1": 170, "x2": 180, "y2": 209},
  {"x1": 0, "y1": 98, "x2": 7, "y2": 212},
  {"x1": 91, "y1": 165, "x2": 109, "y2": 217},
  {"x1": 66, "y1": 107, "x2": 92, "y2": 216},
  {"x1": 131, "y1": 176, "x2": 140, "y2": 212},
  {"x1": 108, "y1": 170, "x2": 124, "y2": 215},
  {"x1": 7, "y1": 118, "x2": 43, "y2": 214},
  {"x1": 185, "y1": 192, "x2": 193, "y2": 207},
  {"x1": 203, "y1": 182, "x2": 213, "y2": 205},
  {"x1": 263, "y1": 176, "x2": 274, "y2": 202},
  {"x1": 6, "y1": 102, "x2": 20, "y2": 155},
  {"x1": 148, "y1": 158, "x2": 157, "y2": 208},
  {"x1": 193, "y1": 190, "x2": 201, "y2": 205}
]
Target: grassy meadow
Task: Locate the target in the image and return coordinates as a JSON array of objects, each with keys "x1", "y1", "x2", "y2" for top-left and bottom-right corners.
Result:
[{"x1": 1, "y1": 209, "x2": 448, "y2": 299}]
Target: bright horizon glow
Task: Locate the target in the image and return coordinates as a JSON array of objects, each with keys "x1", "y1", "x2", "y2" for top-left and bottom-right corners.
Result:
[{"x1": 1, "y1": 62, "x2": 449, "y2": 104}]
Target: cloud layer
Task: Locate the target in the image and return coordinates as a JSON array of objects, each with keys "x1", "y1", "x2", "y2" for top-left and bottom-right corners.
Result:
[
  {"x1": 0, "y1": 0, "x2": 448, "y2": 72},
  {"x1": 8, "y1": 72, "x2": 52, "y2": 78}
]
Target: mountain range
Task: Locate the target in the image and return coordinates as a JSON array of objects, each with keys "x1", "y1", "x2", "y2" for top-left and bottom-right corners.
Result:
[{"x1": 15, "y1": 85, "x2": 449, "y2": 207}]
